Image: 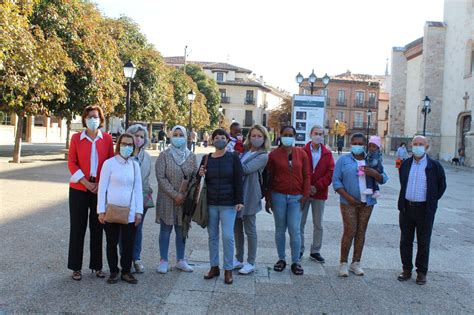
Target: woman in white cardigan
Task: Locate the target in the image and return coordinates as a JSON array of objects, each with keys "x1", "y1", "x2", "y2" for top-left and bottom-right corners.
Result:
[{"x1": 98, "y1": 133, "x2": 143, "y2": 284}]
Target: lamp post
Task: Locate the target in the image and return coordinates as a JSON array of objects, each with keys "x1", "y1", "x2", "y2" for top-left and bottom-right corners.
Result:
[
  {"x1": 123, "y1": 60, "x2": 137, "y2": 129},
  {"x1": 187, "y1": 89, "x2": 196, "y2": 149},
  {"x1": 295, "y1": 70, "x2": 330, "y2": 95},
  {"x1": 366, "y1": 108, "x2": 372, "y2": 146},
  {"x1": 334, "y1": 119, "x2": 340, "y2": 147},
  {"x1": 421, "y1": 96, "x2": 431, "y2": 136}
]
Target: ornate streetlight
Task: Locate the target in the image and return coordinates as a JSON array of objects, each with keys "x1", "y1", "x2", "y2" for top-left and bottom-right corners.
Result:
[
  {"x1": 421, "y1": 96, "x2": 431, "y2": 136},
  {"x1": 123, "y1": 60, "x2": 137, "y2": 129}
]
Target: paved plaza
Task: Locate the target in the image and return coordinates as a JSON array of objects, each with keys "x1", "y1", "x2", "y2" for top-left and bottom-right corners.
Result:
[{"x1": 0, "y1": 147, "x2": 473, "y2": 314}]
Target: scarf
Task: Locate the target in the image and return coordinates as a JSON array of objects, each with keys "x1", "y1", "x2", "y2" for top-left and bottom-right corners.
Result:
[{"x1": 169, "y1": 125, "x2": 191, "y2": 166}]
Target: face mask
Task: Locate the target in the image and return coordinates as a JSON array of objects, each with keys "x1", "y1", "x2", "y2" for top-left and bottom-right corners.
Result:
[
  {"x1": 412, "y1": 145, "x2": 426, "y2": 157},
  {"x1": 351, "y1": 145, "x2": 365, "y2": 155},
  {"x1": 86, "y1": 118, "x2": 100, "y2": 131},
  {"x1": 281, "y1": 137, "x2": 295, "y2": 147},
  {"x1": 250, "y1": 137, "x2": 264, "y2": 148},
  {"x1": 171, "y1": 137, "x2": 186, "y2": 148},
  {"x1": 214, "y1": 139, "x2": 227, "y2": 150},
  {"x1": 311, "y1": 135, "x2": 324, "y2": 144},
  {"x1": 134, "y1": 137, "x2": 144, "y2": 148},
  {"x1": 120, "y1": 146, "x2": 133, "y2": 158}
]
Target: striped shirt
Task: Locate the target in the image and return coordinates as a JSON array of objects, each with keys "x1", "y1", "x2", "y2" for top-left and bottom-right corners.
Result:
[{"x1": 405, "y1": 155, "x2": 428, "y2": 202}]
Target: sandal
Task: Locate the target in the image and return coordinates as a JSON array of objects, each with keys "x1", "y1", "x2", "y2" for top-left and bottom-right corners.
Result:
[
  {"x1": 72, "y1": 270, "x2": 82, "y2": 281},
  {"x1": 94, "y1": 270, "x2": 106, "y2": 278},
  {"x1": 273, "y1": 260, "x2": 287, "y2": 272},
  {"x1": 291, "y1": 263, "x2": 304, "y2": 275}
]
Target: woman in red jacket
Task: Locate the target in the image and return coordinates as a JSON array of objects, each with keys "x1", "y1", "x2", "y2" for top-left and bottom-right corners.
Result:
[
  {"x1": 265, "y1": 125, "x2": 311, "y2": 275},
  {"x1": 67, "y1": 105, "x2": 114, "y2": 281},
  {"x1": 300, "y1": 125, "x2": 335, "y2": 263}
]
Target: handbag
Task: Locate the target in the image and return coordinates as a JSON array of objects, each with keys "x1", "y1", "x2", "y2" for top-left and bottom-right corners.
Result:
[
  {"x1": 183, "y1": 154, "x2": 210, "y2": 228},
  {"x1": 104, "y1": 161, "x2": 136, "y2": 224}
]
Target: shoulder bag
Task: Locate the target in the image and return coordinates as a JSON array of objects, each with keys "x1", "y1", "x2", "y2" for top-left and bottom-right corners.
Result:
[{"x1": 104, "y1": 161, "x2": 136, "y2": 224}]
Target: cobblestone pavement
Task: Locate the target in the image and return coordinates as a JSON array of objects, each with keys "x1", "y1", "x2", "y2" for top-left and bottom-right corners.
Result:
[{"x1": 0, "y1": 146, "x2": 473, "y2": 314}]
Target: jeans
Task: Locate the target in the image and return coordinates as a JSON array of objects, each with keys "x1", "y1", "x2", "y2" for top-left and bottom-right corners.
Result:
[
  {"x1": 159, "y1": 219, "x2": 185, "y2": 261},
  {"x1": 132, "y1": 208, "x2": 148, "y2": 261},
  {"x1": 399, "y1": 202, "x2": 435, "y2": 274},
  {"x1": 158, "y1": 140, "x2": 165, "y2": 151},
  {"x1": 271, "y1": 192, "x2": 303, "y2": 264},
  {"x1": 191, "y1": 142, "x2": 196, "y2": 153},
  {"x1": 340, "y1": 203, "x2": 374, "y2": 263},
  {"x1": 208, "y1": 205, "x2": 237, "y2": 270},
  {"x1": 300, "y1": 199, "x2": 325, "y2": 254},
  {"x1": 234, "y1": 214, "x2": 257, "y2": 265},
  {"x1": 104, "y1": 223, "x2": 136, "y2": 274}
]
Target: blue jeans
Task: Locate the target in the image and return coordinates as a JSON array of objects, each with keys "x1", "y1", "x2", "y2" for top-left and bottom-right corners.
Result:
[
  {"x1": 132, "y1": 208, "x2": 148, "y2": 261},
  {"x1": 159, "y1": 219, "x2": 185, "y2": 261},
  {"x1": 208, "y1": 205, "x2": 237, "y2": 270},
  {"x1": 272, "y1": 192, "x2": 303, "y2": 264}
]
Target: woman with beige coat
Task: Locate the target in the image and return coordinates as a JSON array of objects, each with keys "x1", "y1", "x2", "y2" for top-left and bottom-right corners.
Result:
[{"x1": 155, "y1": 125, "x2": 197, "y2": 274}]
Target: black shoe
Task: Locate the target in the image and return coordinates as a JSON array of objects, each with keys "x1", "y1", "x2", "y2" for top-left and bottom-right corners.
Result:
[
  {"x1": 121, "y1": 273, "x2": 138, "y2": 284},
  {"x1": 416, "y1": 272, "x2": 426, "y2": 285},
  {"x1": 309, "y1": 253, "x2": 325, "y2": 263},
  {"x1": 107, "y1": 272, "x2": 118, "y2": 284},
  {"x1": 291, "y1": 263, "x2": 304, "y2": 275},
  {"x1": 397, "y1": 270, "x2": 412, "y2": 282}
]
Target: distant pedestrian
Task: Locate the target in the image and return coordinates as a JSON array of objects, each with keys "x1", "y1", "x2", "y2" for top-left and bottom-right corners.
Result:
[
  {"x1": 202, "y1": 128, "x2": 244, "y2": 285},
  {"x1": 190, "y1": 128, "x2": 197, "y2": 153},
  {"x1": 396, "y1": 143, "x2": 409, "y2": 161},
  {"x1": 265, "y1": 125, "x2": 311, "y2": 276},
  {"x1": 300, "y1": 125, "x2": 334, "y2": 263},
  {"x1": 233, "y1": 124, "x2": 270, "y2": 275},
  {"x1": 337, "y1": 138, "x2": 344, "y2": 155},
  {"x1": 397, "y1": 135, "x2": 446, "y2": 285},
  {"x1": 458, "y1": 147, "x2": 465, "y2": 166},
  {"x1": 126, "y1": 124, "x2": 153, "y2": 273},
  {"x1": 332, "y1": 133, "x2": 388, "y2": 277},
  {"x1": 203, "y1": 131, "x2": 209, "y2": 148},
  {"x1": 158, "y1": 129, "x2": 166, "y2": 151},
  {"x1": 67, "y1": 105, "x2": 114, "y2": 281},
  {"x1": 97, "y1": 133, "x2": 143, "y2": 284},
  {"x1": 155, "y1": 125, "x2": 197, "y2": 274}
]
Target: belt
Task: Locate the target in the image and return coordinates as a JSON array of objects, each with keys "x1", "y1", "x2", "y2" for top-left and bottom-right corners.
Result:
[{"x1": 405, "y1": 200, "x2": 427, "y2": 207}]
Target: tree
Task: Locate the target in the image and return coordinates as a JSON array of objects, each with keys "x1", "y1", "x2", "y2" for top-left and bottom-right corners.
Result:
[
  {"x1": 185, "y1": 64, "x2": 220, "y2": 129},
  {"x1": 268, "y1": 96, "x2": 292, "y2": 136},
  {"x1": 0, "y1": 0, "x2": 74, "y2": 162}
]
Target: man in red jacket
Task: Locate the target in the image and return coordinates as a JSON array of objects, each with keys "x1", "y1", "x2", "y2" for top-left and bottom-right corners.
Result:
[{"x1": 300, "y1": 125, "x2": 335, "y2": 263}]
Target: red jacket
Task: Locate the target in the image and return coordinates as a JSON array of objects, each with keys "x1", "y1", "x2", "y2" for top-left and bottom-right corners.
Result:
[
  {"x1": 267, "y1": 146, "x2": 311, "y2": 198},
  {"x1": 303, "y1": 142, "x2": 335, "y2": 200},
  {"x1": 68, "y1": 131, "x2": 115, "y2": 192}
]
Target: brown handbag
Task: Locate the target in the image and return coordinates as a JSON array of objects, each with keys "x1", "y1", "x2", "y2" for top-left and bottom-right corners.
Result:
[{"x1": 104, "y1": 161, "x2": 136, "y2": 224}]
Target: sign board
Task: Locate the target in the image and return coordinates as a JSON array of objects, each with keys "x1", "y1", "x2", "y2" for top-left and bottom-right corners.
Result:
[{"x1": 292, "y1": 94, "x2": 326, "y2": 145}]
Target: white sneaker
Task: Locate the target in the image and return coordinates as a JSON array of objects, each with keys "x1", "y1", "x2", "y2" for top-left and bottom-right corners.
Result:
[
  {"x1": 349, "y1": 262, "x2": 365, "y2": 276},
  {"x1": 238, "y1": 262, "x2": 255, "y2": 275},
  {"x1": 233, "y1": 259, "x2": 244, "y2": 270},
  {"x1": 156, "y1": 260, "x2": 168, "y2": 274},
  {"x1": 176, "y1": 259, "x2": 194, "y2": 272},
  {"x1": 372, "y1": 191, "x2": 381, "y2": 199},
  {"x1": 362, "y1": 188, "x2": 374, "y2": 195},
  {"x1": 339, "y1": 263, "x2": 349, "y2": 277},
  {"x1": 133, "y1": 260, "x2": 144, "y2": 273}
]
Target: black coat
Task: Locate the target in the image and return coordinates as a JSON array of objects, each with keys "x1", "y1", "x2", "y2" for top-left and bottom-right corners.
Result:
[
  {"x1": 397, "y1": 155, "x2": 447, "y2": 216},
  {"x1": 202, "y1": 152, "x2": 243, "y2": 206}
]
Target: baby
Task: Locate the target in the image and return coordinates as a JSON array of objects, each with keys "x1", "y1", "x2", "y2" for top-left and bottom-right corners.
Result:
[{"x1": 363, "y1": 136, "x2": 384, "y2": 198}]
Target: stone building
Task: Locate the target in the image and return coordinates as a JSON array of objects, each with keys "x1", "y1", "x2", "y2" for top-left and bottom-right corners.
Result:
[{"x1": 387, "y1": 0, "x2": 473, "y2": 165}]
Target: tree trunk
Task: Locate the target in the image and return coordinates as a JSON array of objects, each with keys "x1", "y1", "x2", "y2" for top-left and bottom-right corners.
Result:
[
  {"x1": 12, "y1": 114, "x2": 24, "y2": 163},
  {"x1": 148, "y1": 120, "x2": 153, "y2": 148},
  {"x1": 65, "y1": 118, "x2": 71, "y2": 150}
]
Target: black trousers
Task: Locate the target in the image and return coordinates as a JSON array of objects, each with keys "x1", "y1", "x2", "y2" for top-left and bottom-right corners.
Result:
[
  {"x1": 399, "y1": 203, "x2": 435, "y2": 275},
  {"x1": 68, "y1": 188, "x2": 103, "y2": 271},
  {"x1": 105, "y1": 222, "x2": 136, "y2": 274}
]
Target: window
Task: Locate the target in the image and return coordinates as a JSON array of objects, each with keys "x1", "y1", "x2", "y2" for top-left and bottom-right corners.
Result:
[
  {"x1": 354, "y1": 112, "x2": 363, "y2": 128},
  {"x1": 337, "y1": 90, "x2": 346, "y2": 105},
  {"x1": 337, "y1": 111, "x2": 344, "y2": 122},
  {"x1": 34, "y1": 115, "x2": 45, "y2": 126},
  {"x1": 355, "y1": 91, "x2": 365, "y2": 106},
  {"x1": 0, "y1": 111, "x2": 12, "y2": 125},
  {"x1": 219, "y1": 89, "x2": 229, "y2": 103},
  {"x1": 245, "y1": 90, "x2": 255, "y2": 104},
  {"x1": 320, "y1": 89, "x2": 328, "y2": 97},
  {"x1": 471, "y1": 50, "x2": 474, "y2": 74},
  {"x1": 219, "y1": 89, "x2": 226, "y2": 98},
  {"x1": 262, "y1": 113, "x2": 267, "y2": 126},
  {"x1": 245, "y1": 110, "x2": 253, "y2": 126},
  {"x1": 216, "y1": 72, "x2": 224, "y2": 82},
  {"x1": 368, "y1": 92, "x2": 376, "y2": 106}
]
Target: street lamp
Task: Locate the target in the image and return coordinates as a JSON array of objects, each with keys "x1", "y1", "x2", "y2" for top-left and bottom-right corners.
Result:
[
  {"x1": 123, "y1": 60, "x2": 137, "y2": 129},
  {"x1": 295, "y1": 70, "x2": 330, "y2": 95},
  {"x1": 366, "y1": 108, "x2": 372, "y2": 146},
  {"x1": 187, "y1": 89, "x2": 196, "y2": 149},
  {"x1": 421, "y1": 96, "x2": 431, "y2": 136}
]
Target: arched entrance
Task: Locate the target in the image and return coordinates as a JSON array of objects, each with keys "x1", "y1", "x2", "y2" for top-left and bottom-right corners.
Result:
[{"x1": 457, "y1": 111, "x2": 472, "y2": 154}]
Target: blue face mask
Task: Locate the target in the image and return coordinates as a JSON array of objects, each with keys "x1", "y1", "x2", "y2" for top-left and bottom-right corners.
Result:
[
  {"x1": 281, "y1": 137, "x2": 295, "y2": 147},
  {"x1": 120, "y1": 146, "x2": 133, "y2": 158},
  {"x1": 171, "y1": 137, "x2": 186, "y2": 148},
  {"x1": 351, "y1": 145, "x2": 365, "y2": 155},
  {"x1": 412, "y1": 145, "x2": 426, "y2": 158},
  {"x1": 214, "y1": 139, "x2": 228, "y2": 150},
  {"x1": 86, "y1": 118, "x2": 100, "y2": 131}
]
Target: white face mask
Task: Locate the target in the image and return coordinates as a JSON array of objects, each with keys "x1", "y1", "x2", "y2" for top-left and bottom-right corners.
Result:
[{"x1": 311, "y1": 135, "x2": 324, "y2": 145}]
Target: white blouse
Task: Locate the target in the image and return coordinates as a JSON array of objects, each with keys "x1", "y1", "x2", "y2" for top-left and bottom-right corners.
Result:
[{"x1": 98, "y1": 155, "x2": 143, "y2": 223}]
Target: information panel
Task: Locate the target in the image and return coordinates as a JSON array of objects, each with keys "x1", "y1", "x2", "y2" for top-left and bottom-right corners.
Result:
[{"x1": 292, "y1": 94, "x2": 326, "y2": 145}]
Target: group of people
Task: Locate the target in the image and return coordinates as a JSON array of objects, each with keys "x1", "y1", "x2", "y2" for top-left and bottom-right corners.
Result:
[{"x1": 67, "y1": 106, "x2": 446, "y2": 286}]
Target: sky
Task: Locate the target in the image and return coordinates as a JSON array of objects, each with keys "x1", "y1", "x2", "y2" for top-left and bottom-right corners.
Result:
[{"x1": 94, "y1": 0, "x2": 445, "y2": 94}]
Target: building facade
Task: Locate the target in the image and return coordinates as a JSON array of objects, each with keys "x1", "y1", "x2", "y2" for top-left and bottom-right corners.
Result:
[
  {"x1": 388, "y1": 0, "x2": 473, "y2": 165},
  {"x1": 164, "y1": 57, "x2": 288, "y2": 133},
  {"x1": 299, "y1": 71, "x2": 381, "y2": 148}
]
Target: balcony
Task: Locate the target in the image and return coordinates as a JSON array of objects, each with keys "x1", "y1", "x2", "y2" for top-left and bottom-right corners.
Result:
[
  {"x1": 336, "y1": 98, "x2": 347, "y2": 106},
  {"x1": 351, "y1": 122, "x2": 377, "y2": 130},
  {"x1": 221, "y1": 96, "x2": 230, "y2": 104},
  {"x1": 354, "y1": 99, "x2": 365, "y2": 108},
  {"x1": 354, "y1": 100, "x2": 378, "y2": 108},
  {"x1": 245, "y1": 98, "x2": 256, "y2": 105}
]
